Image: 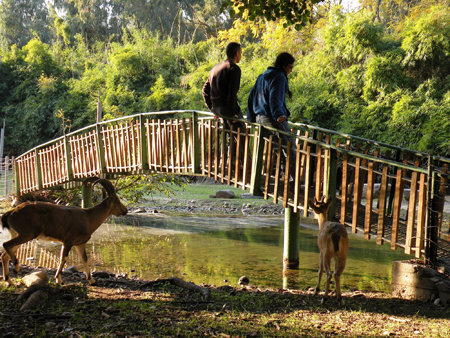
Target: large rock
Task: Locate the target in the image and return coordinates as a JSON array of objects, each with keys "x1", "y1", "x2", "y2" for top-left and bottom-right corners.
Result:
[
  {"x1": 22, "y1": 271, "x2": 48, "y2": 287},
  {"x1": 391, "y1": 260, "x2": 450, "y2": 304},
  {"x1": 209, "y1": 190, "x2": 235, "y2": 199}
]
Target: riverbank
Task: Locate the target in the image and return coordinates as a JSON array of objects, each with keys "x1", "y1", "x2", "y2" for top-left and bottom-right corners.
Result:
[
  {"x1": 0, "y1": 265, "x2": 449, "y2": 337},
  {"x1": 1, "y1": 183, "x2": 450, "y2": 337}
]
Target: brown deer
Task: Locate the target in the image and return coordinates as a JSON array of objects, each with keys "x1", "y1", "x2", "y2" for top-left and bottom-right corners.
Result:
[
  {"x1": 308, "y1": 196, "x2": 349, "y2": 305},
  {"x1": 1, "y1": 178, "x2": 127, "y2": 285}
]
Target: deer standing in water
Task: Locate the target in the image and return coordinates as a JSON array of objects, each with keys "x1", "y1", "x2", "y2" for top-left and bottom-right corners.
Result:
[{"x1": 308, "y1": 196, "x2": 349, "y2": 306}]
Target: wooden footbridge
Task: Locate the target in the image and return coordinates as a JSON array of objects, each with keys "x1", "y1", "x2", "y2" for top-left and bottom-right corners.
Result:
[{"x1": 12, "y1": 110, "x2": 450, "y2": 263}]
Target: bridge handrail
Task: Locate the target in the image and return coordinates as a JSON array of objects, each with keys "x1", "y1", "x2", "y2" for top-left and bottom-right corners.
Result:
[{"x1": 16, "y1": 109, "x2": 447, "y2": 172}]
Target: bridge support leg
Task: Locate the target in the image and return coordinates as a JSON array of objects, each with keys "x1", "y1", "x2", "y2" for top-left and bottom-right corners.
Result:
[
  {"x1": 82, "y1": 180, "x2": 93, "y2": 208},
  {"x1": 283, "y1": 205, "x2": 300, "y2": 269}
]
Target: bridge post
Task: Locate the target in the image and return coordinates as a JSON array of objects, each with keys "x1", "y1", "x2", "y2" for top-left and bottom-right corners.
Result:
[
  {"x1": 64, "y1": 135, "x2": 74, "y2": 180},
  {"x1": 35, "y1": 148, "x2": 43, "y2": 190},
  {"x1": 283, "y1": 205, "x2": 300, "y2": 269},
  {"x1": 249, "y1": 126, "x2": 264, "y2": 196},
  {"x1": 96, "y1": 125, "x2": 106, "y2": 174},
  {"x1": 191, "y1": 112, "x2": 201, "y2": 174},
  {"x1": 327, "y1": 148, "x2": 338, "y2": 220},
  {"x1": 139, "y1": 115, "x2": 149, "y2": 171},
  {"x1": 425, "y1": 156, "x2": 439, "y2": 264}
]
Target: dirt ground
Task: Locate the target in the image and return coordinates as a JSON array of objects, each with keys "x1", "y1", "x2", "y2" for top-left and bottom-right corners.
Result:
[{"x1": 1, "y1": 265, "x2": 450, "y2": 337}]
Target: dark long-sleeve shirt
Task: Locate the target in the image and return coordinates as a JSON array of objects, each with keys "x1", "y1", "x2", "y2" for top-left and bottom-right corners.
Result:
[{"x1": 202, "y1": 60, "x2": 241, "y2": 117}]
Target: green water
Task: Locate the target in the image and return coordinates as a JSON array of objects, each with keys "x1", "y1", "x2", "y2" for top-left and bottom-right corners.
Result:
[{"x1": 56, "y1": 213, "x2": 412, "y2": 293}]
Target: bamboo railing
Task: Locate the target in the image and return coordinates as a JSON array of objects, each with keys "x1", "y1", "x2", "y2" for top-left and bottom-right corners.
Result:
[{"x1": 12, "y1": 110, "x2": 450, "y2": 262}]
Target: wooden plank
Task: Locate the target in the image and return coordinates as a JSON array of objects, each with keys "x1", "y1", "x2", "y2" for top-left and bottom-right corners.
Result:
[
  {"x1": 315, "y1": 136, "x2": 323, "y2": 200},
  {"x1": 175, "y1": 119, "x2": 181, "y2": 173},
  {"x1": 351, "y1": 157, "x2": 361, "y2": 233},
  {"x1": 214, "y1": 120, "x2": 219, "y2": 180},
  {"x1": 377, "y1": 165, "x2": 389, "y2": 245},
  {"x1": 169, "y1": 120, "x2": 175, "y2": 172},
  {"x1": 114, "y1": 125, "x2": 121, "y2": 171},
  {"x1": 182, "y1": 118, "x2": 188, "y2": 172},
  {"x1": 221, "y1": 123, "x2": 226, "y2": 183},
  {"x1": 358, "y1": 144, "x2": 371, "y2": 198},
  {"x1": 283, "y1": 140, "x2": 292, "y2": 208},
  {"x1": 303, "y1": 146, "x2": 311, "y2": 217},
  {"x1": 405, "y1": 166, "x2": 419, "y2": 255},
  {"x1": 273, "y1": 138, "x2": 282, "y2": 204},
  {"x1": 242, "y1": 127, "x2": 250, "y2": 188},
  {"x1": 264, "y1": 136, "x2": 273, "y2": 200},
  {"x1": 163, "y1": 120, "x2": 169, "y2": 172},
  {"x1": 300, "y1": 131, "x2": 309, "y2": 181},
  {"x1": 157, "y1": 120, "x2": 163, "y2": 171},
  {"x1": 364, "y1": 161, "x2": 374, "y2": 239},
  {"x1": 112, "y1": 125, "x2": 119, "y2": 171},
  {"x1": 207, "y1": 120, "x2": 213, "y2": 177},
  {"x1": 149, "y1": 120, "x2": 155, "y2": 170},
  {"x1": 234, "y1": 125, "x2": 241, "y2": 187},
  {"x1": 125, "y1": 122, "x2": 131, "y2": 171},
  {"x1": 415, "y1": 173, "x2": 427, "y2": 258},
  {"x1": 340, "y1": 148, "x2": 349, "y2": 225},
  {"x1": 293, "y1": 141, "x2": 301, "y2": 213},
  {"x1": 107, "y1": 127, "x2": 114, "y2": 171},
  {"x1": 261, "y1": 141, "x2": 273, "y2": 199},
  {"x1": 322, "y1": 135, "x2": 331, "y2": 197},
  {"x1": 132, "y1": 121, "x2": 138, "y2": 170},
  {"x1": 80, "y1": 135, "x2": 87, "y2": 176},
  {"x1": 391, "y1": 168, "x2": 403, "y2": 250},
  {"x1": 118, "y1": 125, "x2": 124, "y2": 171},
  {"x1": 438, "y1": 164, "x2": 448, "y2": 236},
  {"x1": 227, "y1": 124, "x2": 233, "y2": 185},
  {"x1": 200, "y1": 119, "x2": 205, "y2": 174}
]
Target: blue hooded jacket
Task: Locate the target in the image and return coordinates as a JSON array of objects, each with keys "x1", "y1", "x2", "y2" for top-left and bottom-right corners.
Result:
[{"x1": 246, "y1": 67, "x2": 290, "y2": 123}]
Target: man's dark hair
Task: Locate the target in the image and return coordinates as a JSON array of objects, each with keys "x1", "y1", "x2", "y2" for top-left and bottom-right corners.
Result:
[
  {"x1": 274, "y1": 52, "x2": 295, "y2": 69},
  {"x1": 226, "y1": 42, "x2": 241, "y2": 59}
]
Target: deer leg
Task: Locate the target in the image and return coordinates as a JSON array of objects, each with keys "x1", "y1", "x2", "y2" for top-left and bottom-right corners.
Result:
[
  {"x1": 2, "y1": 242, "x2": 26, "y2": 285},
  {"x1": 314, "y1": 254, "x2": 323, "y2": 295},
  {"x1": 1, "y1": 251, "x2": 11, "y2": 284},
  {"x1": 3, "y1": 235, "x2": 33, "y2": 277},
  {"x1": 322, "y1": 258, "x2": 332, "y2": 305},
  {"x1": 334, "y1": 259, "x2": 346, "y2": 306},
  {"x1": 75, "y1": 244, "x2": 95, "y2": 285},
  {"x1": 55, "y1": 245, "x2": 71, "y2": 284}
]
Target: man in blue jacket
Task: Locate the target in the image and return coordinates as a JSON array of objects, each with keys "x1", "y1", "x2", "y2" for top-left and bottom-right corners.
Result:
[{"x1": 247, "y1": 52, "x2": 296, "y2": 180}]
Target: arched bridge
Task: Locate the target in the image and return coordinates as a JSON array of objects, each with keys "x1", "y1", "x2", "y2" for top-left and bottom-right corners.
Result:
[{"x1": 13, "y1": 110, "x2": 450, "y2": 263}]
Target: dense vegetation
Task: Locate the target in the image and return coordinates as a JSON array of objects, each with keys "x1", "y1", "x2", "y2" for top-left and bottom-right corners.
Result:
[{"x1": 1, "y1": 0, "x2": 450, "y2": 157}]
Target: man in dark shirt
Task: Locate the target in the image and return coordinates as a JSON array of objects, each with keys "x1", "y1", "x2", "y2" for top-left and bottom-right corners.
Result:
[{"x1": 202, "y1": 42, "x2": 246, "y2": 173}]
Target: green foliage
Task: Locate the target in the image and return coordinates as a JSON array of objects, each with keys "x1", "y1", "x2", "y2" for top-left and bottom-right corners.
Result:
[
  {"x1": 363, "y1": 50, "x2": 409, "y2": 101},
  {"x1": 401, "y1": 5, "x2": 450, "y2": 80},
  {"x1": 222, "y1": 0, "x2": 322, "y2": 28},
  {"x1": 322, "y1": 9, "x2": 385, "y2": 67},
  {"x1": 3, "y1": 1, "x2": 450, "y2": 159},
  {"x1": 117, "y1": 174, "x2": 188, "y2": 204}
]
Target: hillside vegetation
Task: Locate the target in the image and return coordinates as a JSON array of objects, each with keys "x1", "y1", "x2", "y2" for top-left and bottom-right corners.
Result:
[{"x1": 1, "y1": 0, "x2": 450, "y2": 157}]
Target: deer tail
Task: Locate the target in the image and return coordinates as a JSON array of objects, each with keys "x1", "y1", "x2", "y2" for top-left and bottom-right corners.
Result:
[
  {"x1": 1, "y1": 211, "x2": 10, "y2": 230},
  {"x1": 331, "y1": 233, "x2": 340, "y2": 252}
]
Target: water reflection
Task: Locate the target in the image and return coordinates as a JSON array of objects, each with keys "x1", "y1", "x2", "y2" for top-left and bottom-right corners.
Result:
[{"x1": 30, "y1": 214, "x2": 413, "y2": 292}]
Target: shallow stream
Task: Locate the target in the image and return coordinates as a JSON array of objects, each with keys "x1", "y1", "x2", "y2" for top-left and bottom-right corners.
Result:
[{"x1": 47, "y1": 212, "x2": 413, "y2": 292}]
